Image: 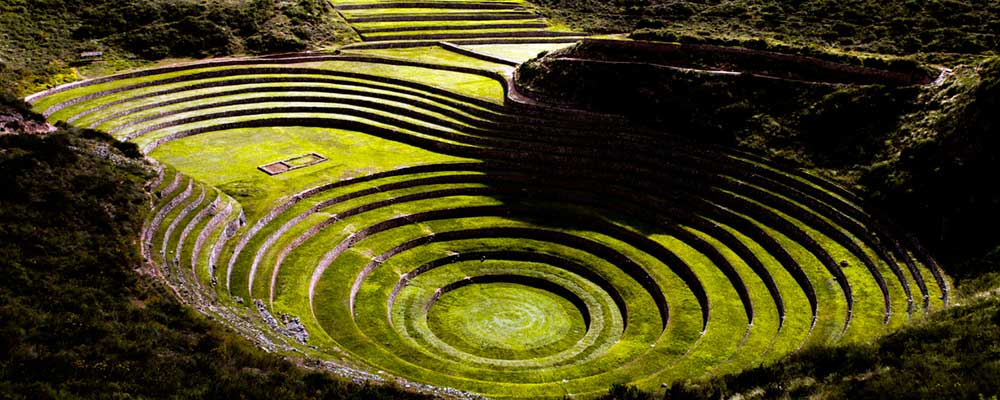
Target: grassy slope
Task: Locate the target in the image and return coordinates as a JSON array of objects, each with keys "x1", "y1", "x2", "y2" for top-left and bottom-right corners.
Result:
[
  {"x1": 516, "y1": 2, "x2": 1000, "y2": 399},
  {"x1": 585, "y1": 289, "x2": 999, "y2": 400},
  {"x1": 516, "y1": 45, "x2": 926, "y2": 163},
  {"x1": 0, "y1": 1, "x2": 997, "y2": 397},
  {"x1": 654, "y1": 297, "x2": 1000, "y2": 400},
  {"x1": 19, "y1": 52, "x2": 954, "y2": 396},
  {"x1": 0, "y1": 97, "x2": 435, "y2": 400},
  {"x1": 531, "y1": 0, "x2": 999, "y2": 58},
  {"x1": 0, "y1": 0, "x2": 356, "y2": 97},
  {"x1": 517, "y1": 20, "x2": 1000, "y2": 264}
]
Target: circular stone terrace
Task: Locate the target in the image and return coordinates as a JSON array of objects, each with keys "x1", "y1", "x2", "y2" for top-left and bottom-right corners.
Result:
[{"x1": 27, "y1": 2, "x2": 949, "y2": 398}]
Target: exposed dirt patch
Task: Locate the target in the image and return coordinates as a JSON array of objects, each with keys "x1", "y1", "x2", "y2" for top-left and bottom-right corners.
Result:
[{"x1": 0, "y1": 105, "x2": 56, "y2": 135}]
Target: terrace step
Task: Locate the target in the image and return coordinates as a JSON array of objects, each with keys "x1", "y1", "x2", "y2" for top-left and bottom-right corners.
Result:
[
  {"x1": 332, "y1": 0, "x2": 586, "y2": 48},
  {"x1": 361, "y1": 30, "x2": 584, "y2": 42},
  {"x1": 28, "y1": 38, "x2": 947, "y2": 397},
  {"x1": 344, "y1": 12, "x2": 538, "y2": 23},
  {"x1": 341, "y1": 36, "x2": 587, "y2": 50},
  {"x1": 336, "y1": 1, "x2": 527, "y2": 10},
  {"x1": 356, "y1": 22, "x2": 548, "y2": 34}
]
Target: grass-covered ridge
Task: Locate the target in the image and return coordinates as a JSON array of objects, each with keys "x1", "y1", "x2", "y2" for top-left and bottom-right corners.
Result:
[
  {"x1": 514, "y1": 38, "x2": 936, "y2": 148},
  {"x1": 531, "y1": 0, "x2": 1000, "y2": 57},
  {"x1": 9, "y1": 0, "x2": 1000, "y2": 398},
  {"x1": 656, "y1": 292, "x2": 1000, "y2": 400},
  {"x1": 329, "y1": 0, "x2": 586, "y2": 49},
  {"x1": 515, "y1": 39, "x2": 1000, "y2": 262},
  {"x1": 0, "y1": 97, "x2": 437, "y2": 400},
  {"x1": 584, "y1": 292, "x2": 1000, "y2": 399},
  {"x1": 24, "y1": 36, "x2": 949, "y2": 397},
  {"x1": 0, "y1": 0, "x2": 355, "y2": 96}
]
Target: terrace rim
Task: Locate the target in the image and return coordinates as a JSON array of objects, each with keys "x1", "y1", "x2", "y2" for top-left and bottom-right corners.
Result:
[{"x1": 26, "y1": 2, "x2": 950, "y2": 398}]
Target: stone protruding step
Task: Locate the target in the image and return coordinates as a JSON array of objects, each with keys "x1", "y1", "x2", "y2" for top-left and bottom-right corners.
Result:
[
  {"x1": 27, "y1": 41, "x2": 948, "y2": 398},
  {"x1": 332, "y1": 0, "x2": 585, "y2": 46}
]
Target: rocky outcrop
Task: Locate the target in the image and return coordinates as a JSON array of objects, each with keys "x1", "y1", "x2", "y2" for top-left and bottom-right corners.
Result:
[
  {"x1": 254, "y1": 299, "x2": 309, "y2": 344},
  {"x1": 0, "y1": 106, "x2": 56, "y2": 135}
]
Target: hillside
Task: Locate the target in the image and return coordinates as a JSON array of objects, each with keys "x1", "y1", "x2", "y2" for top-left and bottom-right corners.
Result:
[
  {"x1": 533, "y1": 0, "x2": 1000, "y2": 57},
  {"x1": 516, "y1": 41, "x2": 1000, "y2": 265},
  {"x1": 593, "y1": 288, "x2": 1000, "y2": 400},
  {"x1": 4, "y1": 0, "x2": 1000, "y2": 399},
  {"x1": 0, "y1": 0, "x2": 354, "y2": 96},
  {"x1": 0, "y1": 96, "x2": 436, "y2": 399}
]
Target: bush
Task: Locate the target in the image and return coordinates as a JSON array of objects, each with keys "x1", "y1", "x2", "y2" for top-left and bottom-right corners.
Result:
[
  {"x1": 863, "y1": 58, "x2": 1000, "y2": 261},
  {"x1": 611, "y1": 298, "x2": 1000, "y2": 400},
  {"x1": 0, "y1": 97, "x2": 433, "y2": 400},
  {"x1": 534, "y1": 0, "x2": 1000, "y2": 56}
]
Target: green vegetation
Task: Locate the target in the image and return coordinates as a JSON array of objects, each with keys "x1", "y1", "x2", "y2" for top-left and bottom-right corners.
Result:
[
  {"x1": 532, "y1": 0, "x2": 1000, "y2": 56},
  {"x1": 516, "y1": 40, "x2": 929, "y2": 153},
  {"x1": 585, "y1": 286, "x2": 1000, "y2": 399},
  {"x1": 655, "y1": 296, "x2": 1000, "y2": 400},
  {"x1": 0, "y1": 98, "x2": 433, "y2": 400},
  {"x1": 0, "y1": 0, "x2": 355, "y2": 96},
  {"x1": 23, "y1": 43, "x2": 949, "y2": 397},
  {"x1": 863, "y1": 58, "x2": 1000, "y2": 261},
  {"x1": 516, "y1": 40, "x2": 1000, "y2": 266},
  {"x1": 329, "y1": 0, "x2": 584, "y2": 47},
  {"x1": 6, "y1": 0, "x2": 1000, "y2": 398},
  {"x1": 502, "y1": 2, "x2": 1000, "y2": 397},
  {"x1": 428, "y1": 277, "x2": 588, "y2": 358}
]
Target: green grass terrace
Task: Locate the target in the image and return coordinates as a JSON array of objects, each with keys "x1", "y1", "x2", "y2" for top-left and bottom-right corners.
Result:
[
  {"x1": 26, "y1": 21, "x2": 949, "y2": 399},
  {"x1": 332, "y1": 0, "x2": 586, "y2": 49}
]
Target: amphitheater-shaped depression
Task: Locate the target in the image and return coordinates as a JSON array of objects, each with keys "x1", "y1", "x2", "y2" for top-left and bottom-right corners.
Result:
[{"x1": 27, "y1": 11, "x2": 949, "y2": 398}]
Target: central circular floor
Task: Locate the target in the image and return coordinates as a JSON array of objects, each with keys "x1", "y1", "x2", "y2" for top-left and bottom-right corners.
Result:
[{"x1": 428, "y1": 281, "x2": 588, "y2": 360}]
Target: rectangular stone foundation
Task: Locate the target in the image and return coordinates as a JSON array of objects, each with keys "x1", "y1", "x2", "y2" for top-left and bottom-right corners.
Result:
[{"x1": 258, "y1": 153, "x2": 328, "y2": 175}]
